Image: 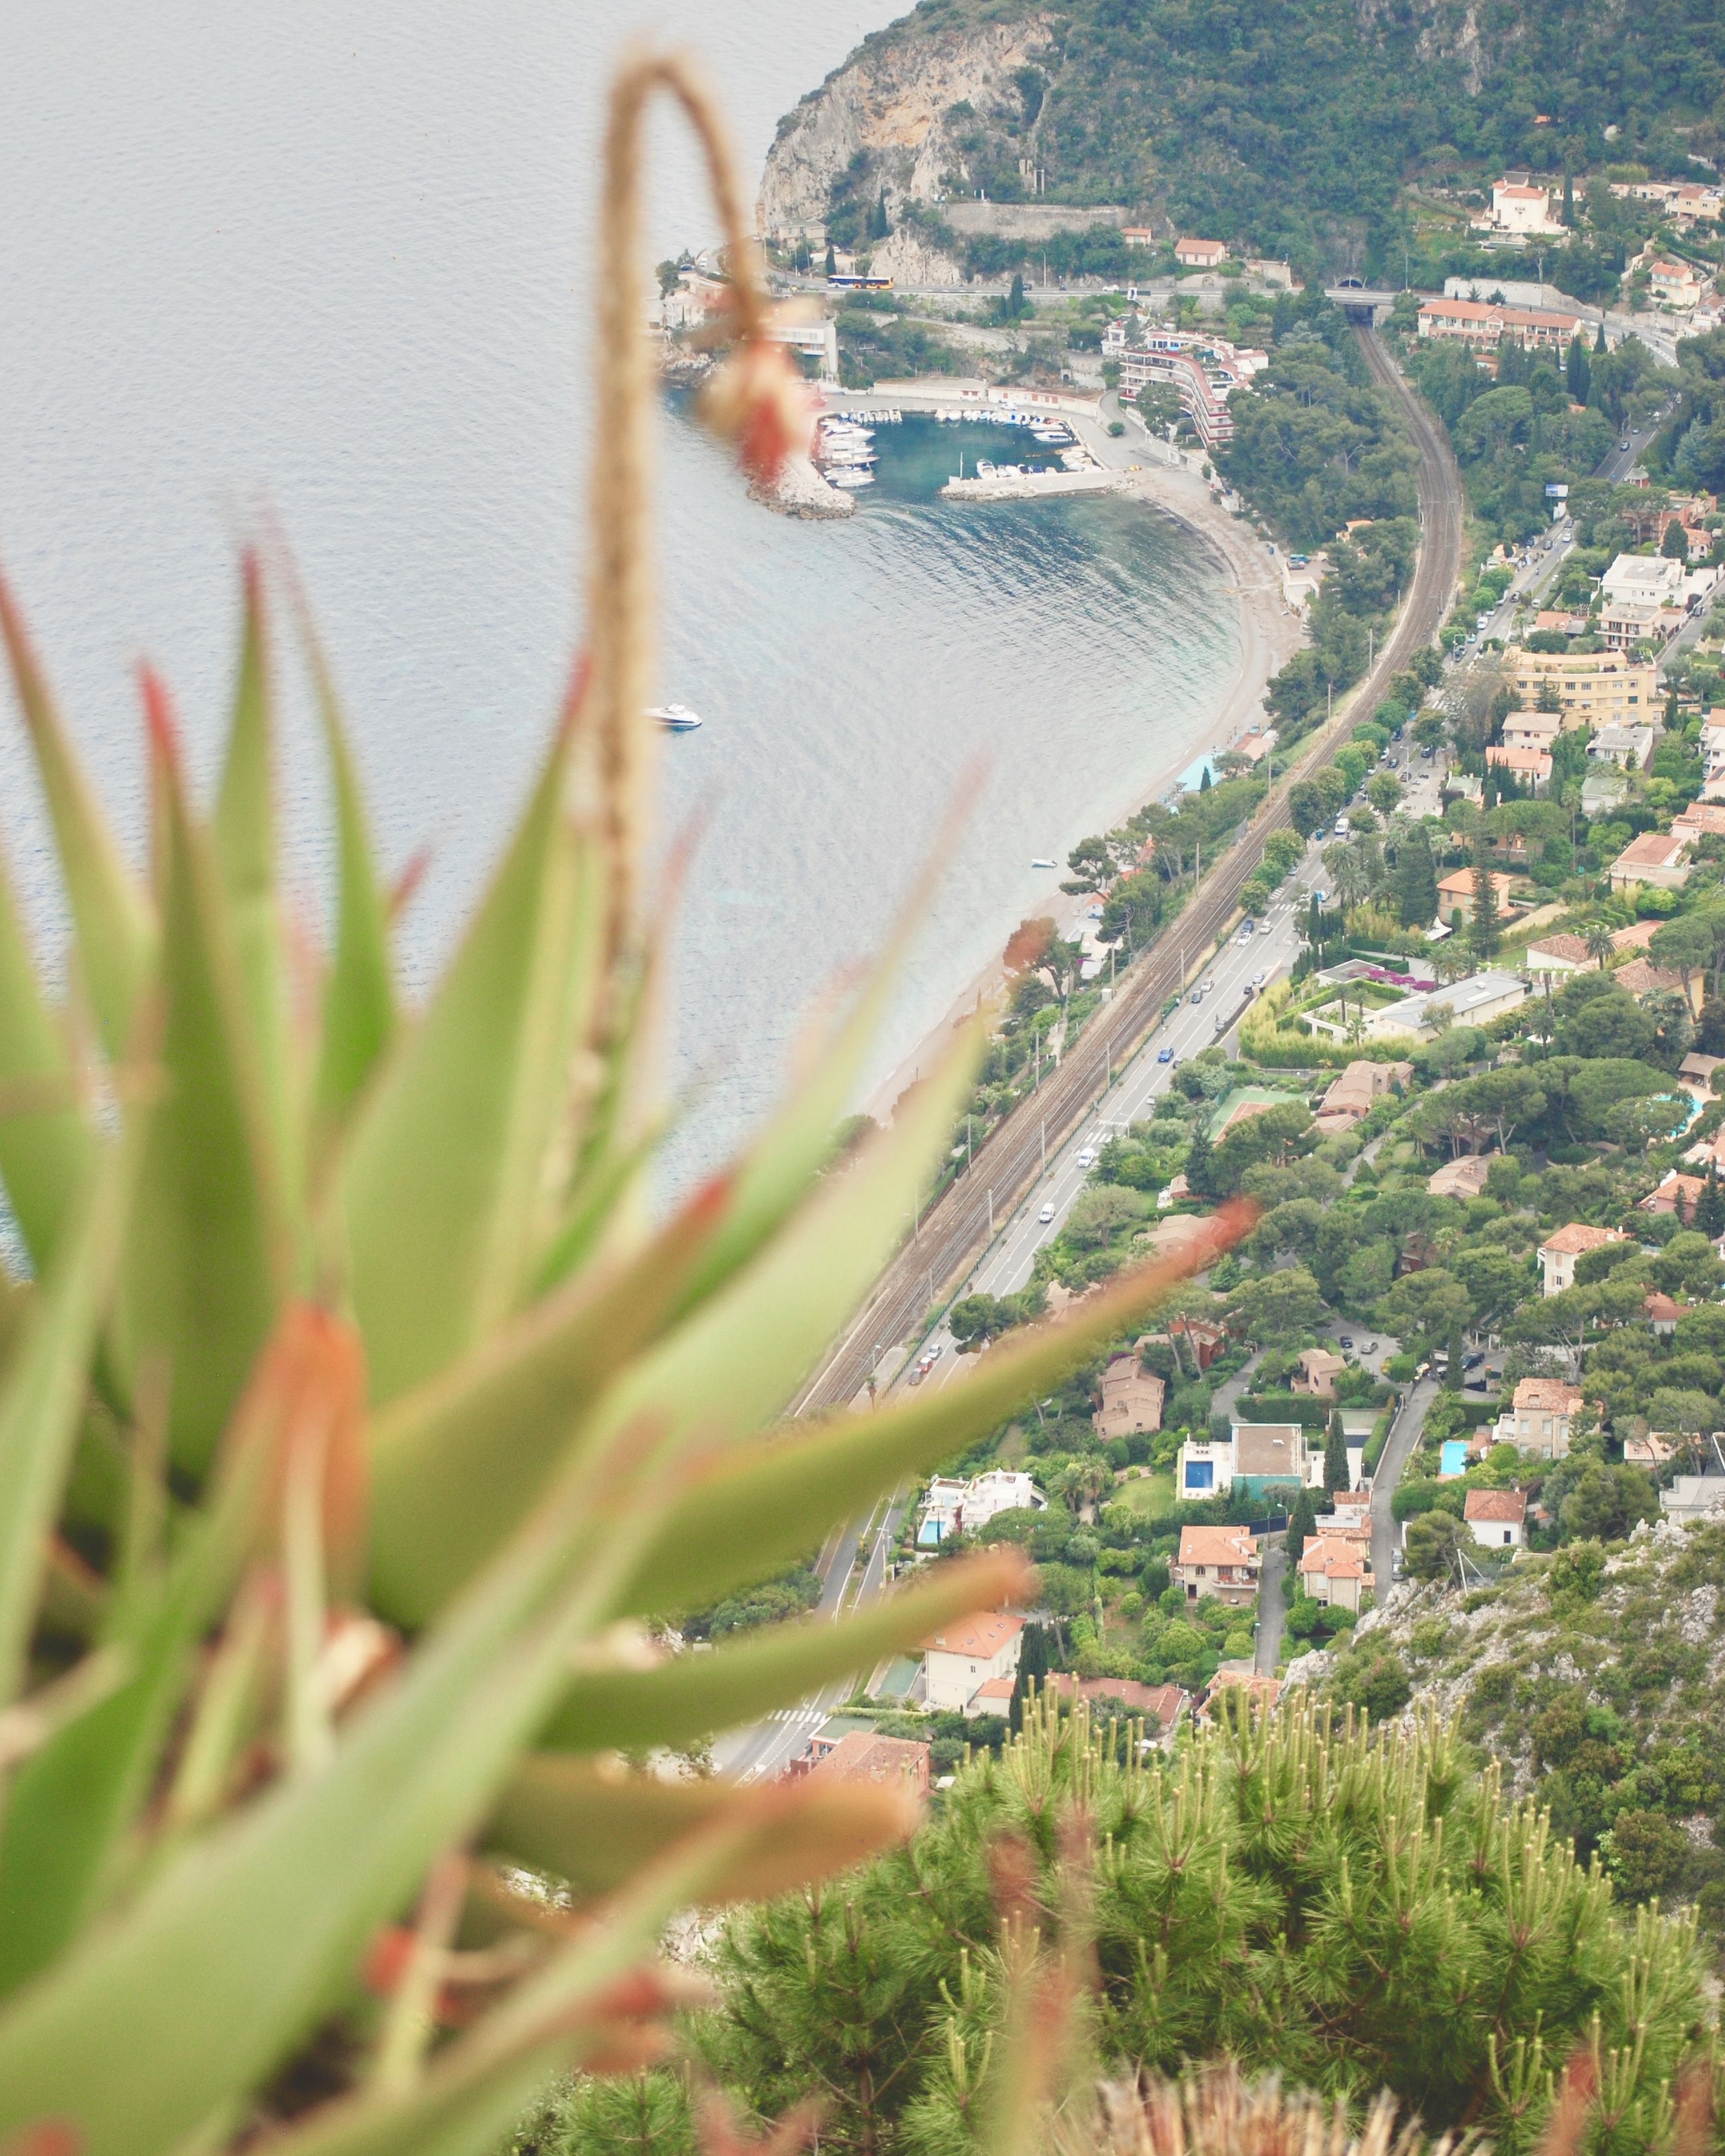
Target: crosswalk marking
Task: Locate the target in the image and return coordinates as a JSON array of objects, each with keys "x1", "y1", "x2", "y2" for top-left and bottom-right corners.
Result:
[{"x1": 768, "y1": 1706, "x2": 827, "y2": 1725}]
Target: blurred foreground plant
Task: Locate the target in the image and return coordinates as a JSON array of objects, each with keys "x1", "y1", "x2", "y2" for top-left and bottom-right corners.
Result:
[{"x1": 0, "y1": 51, "x2": 1246, "y2": 2156}]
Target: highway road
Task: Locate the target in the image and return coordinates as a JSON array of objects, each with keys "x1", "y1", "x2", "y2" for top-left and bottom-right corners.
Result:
[{"x1": 791, "y1": 327, "x2": 1465, "y2": 1419}]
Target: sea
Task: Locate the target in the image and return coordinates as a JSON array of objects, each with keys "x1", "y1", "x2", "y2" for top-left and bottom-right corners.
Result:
[{"x1": 0, "y1": 2, "x2": 1241, "y2": 1191}]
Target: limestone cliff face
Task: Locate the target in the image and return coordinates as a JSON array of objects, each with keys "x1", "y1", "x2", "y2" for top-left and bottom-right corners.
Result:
[{"x1": 757, "y1": 13, "x2": 1057, "y2": 241}]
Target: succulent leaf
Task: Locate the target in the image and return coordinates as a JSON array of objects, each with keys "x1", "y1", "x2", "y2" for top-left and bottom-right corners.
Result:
[
  {"x1": 0, "y1": 567, "x2": 157, "y2": 1060},
  {"x1": 366, "y1": 1174, "x2": 732, "y2": 1627},
  {"x1": 108, "y1": 673, "x2": 293, "y2": 1480},
  {"x1": 488, "y1": 1756, "x2": 919, "y2": 1904},
  {"x1": 0, "y1": 842, "x2": 93, "y2": 1272},
  {"x1": 338, "y1": 696, "x2": 599, "y2": 1405},
  {"x1": 539, "y1": 1548, "x2": 1033, "y2": 1757}
]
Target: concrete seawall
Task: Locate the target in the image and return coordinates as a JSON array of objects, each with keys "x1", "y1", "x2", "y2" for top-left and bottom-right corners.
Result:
[{"x1": 941, "y1": 467, "x2": 1125, "y2": 502}]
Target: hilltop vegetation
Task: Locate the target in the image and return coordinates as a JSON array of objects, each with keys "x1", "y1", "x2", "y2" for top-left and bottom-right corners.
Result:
[
  {"x1": 1304, "y1": 1520, "x2": 1725, "y2": 1924},
  {"x1": 791, "y1": 0, "x2": 1725, "y2": 279},
  {"x1": 523, "y1": 1698, "x2": 1714, "y2": 2156}
]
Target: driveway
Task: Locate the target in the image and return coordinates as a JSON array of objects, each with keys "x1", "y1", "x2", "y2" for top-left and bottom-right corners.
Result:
[
  {"x1": 1370, "y1": 1374, "x2": 1440, "y2": 1589},
  {"x1": 1255, "y1": 1535, "x2": 1288, "y2": 1672}
]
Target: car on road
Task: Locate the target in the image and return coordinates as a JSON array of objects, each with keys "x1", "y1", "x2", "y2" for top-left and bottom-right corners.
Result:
[
  {"x1": 1213, "y1": 1011, "x2": 1229, "y2": 1032},
  {"x1": 1038, "y1": 1202, "x2": 1055, "y2": 1224},
  {"x1": 1157, "y1": 1045, "x2": 1173, "y2": 1062},
  {"x1": 1250, "y1": 970, "x2": 1266, "y2": 988},
  {"x1": 1075, "y1": 1147, "x2": 1095, "y2": 1168},
  {"x1": 908, "y1": 1346, "x2": 942, "y2": 1385},
  {"x1": 1620, "y1": 439, "x2": 1630, "y2": 452},
  {"x1": 1338, "y1": 1336, "x2": 1353, "y2": 1349},
  {"x1": 1189, "y1": 989, "x2": 1203, "y2": 1005}
]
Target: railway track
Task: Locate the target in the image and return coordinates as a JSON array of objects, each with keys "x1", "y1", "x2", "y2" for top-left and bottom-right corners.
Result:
[{"x1": 793, "y1": 329, "x2": 1463, "y2": 1415}]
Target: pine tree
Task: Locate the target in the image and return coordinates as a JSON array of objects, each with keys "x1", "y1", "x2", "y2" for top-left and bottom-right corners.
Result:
[
  {"x1": 677, "y1": 1696, "x2": 1708, "y2": 2156},
  {"x1": 1324, "y1": 1407, "x2": 1349, "y2": 1495},
  {"x1": 1284, "y1": 1485, "x2": 1316, "y2": 1567},
  {"x1": 1699, "y1": 1163, "x2": 1725, "y2": 1238}
]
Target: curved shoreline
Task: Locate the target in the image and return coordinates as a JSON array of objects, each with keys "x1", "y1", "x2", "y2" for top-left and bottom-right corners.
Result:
[{"x1": 857, "y1": 443, "x2": 1306, "y2": 1127}]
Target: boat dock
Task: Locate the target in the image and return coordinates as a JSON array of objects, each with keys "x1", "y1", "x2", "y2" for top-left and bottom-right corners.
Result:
[{"x1": 941, "y1": 467, "x2": 1126, "y2": 502}]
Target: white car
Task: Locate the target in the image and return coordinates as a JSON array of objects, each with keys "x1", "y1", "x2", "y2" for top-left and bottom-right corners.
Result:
[
  {"x1": 1251, "y1": 970, "x2": 1266, "y2": 988},
  {"x1": 1038, "y1": 1202, "x2": 1055, "y2": 1224},
  {"x1": 1075, "y1": 1147, "x2": 1095, "y2": 1168}
]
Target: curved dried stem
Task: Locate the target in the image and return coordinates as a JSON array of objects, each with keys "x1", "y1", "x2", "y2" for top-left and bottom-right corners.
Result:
[{"x1": 588, "y1": 48, "x2": 769, "y2": 972}]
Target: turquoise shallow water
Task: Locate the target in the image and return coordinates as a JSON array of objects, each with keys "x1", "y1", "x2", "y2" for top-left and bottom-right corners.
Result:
[{"x1": 0, "y1": 4, "x2": 1242, "y2": 1191}]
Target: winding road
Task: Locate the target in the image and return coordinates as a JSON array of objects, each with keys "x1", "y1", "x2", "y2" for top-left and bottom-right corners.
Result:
[{"x1": 792, "y1": 328, "x2": 1465, "y2": 1415}]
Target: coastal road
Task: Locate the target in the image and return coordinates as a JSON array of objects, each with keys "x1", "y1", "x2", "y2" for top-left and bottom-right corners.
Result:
[{"x1": 792, "y1": 328, "x2": 1465, "y2": 1415}]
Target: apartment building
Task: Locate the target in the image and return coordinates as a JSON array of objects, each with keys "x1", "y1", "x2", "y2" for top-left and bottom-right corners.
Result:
[
  {"x1": 1416, "y1": 297, "x2": 1583, "y2": 351},
  {"x1": 1509, "y1": 649, "x2": 1656, "y2": 725}
]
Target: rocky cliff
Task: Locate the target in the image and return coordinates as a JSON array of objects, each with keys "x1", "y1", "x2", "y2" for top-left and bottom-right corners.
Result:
[{"x1": 757, "y1": 13, "x2": 1057, "y2": 242}]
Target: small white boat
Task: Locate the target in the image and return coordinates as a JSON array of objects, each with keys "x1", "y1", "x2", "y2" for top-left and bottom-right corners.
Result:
[
  {"x1": 646, "y1": 703, "x2": 703, "y2": 731},
  {"x1": 1031, "y1": 857, "x2": 1056, "y2": 869},
  {"x1": 976, "y1": 458, "x2": 996, "y2": 476},
  {"x1": 829, "y1": 468, "x2": 874, "y2": 488}
]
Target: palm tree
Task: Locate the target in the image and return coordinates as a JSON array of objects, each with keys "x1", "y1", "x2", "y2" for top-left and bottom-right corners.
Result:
[{"x1": 1583, "y1": 918, "x2": 1615, "y2": 970}]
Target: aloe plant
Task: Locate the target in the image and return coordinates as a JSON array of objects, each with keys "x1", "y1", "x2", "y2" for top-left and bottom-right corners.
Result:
[{"x1": 0, "y1": 54, "x2": 1241, "y2": 2156}]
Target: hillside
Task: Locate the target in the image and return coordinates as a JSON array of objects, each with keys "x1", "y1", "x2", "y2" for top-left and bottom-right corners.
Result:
[
  {"x1": 761, "y1": 0, "x2": 1725, "y2": 277},
  {"x1": 1298, "y1": 1515, "x2": 1725, "y2": 1920}
]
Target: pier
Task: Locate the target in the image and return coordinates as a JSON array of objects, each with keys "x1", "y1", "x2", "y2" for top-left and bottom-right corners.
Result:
[{"x1": 940, "y1": 467, "x2": 1125, "y2": 502}]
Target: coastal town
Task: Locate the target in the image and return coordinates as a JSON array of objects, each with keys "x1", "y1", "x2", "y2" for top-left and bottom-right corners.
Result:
[{"x1": 660, "y1": 80, "x2": 1725, "y2": 1966}]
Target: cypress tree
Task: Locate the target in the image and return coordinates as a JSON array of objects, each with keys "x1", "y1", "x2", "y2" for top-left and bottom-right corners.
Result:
[
  {"x1": 824, "y1": 241, "x2": 836, "y2": 277},
  {"x1": 1184, "y1": 1117, "x2": 1218, "y2": 1200},
  {"x1": 1698, "y1": 1163, "x2": 1725, "y2": 1238},
  {"x1": 1200, "y1": 764, "x2": 1213, "y2": 792},
  {"x1": 1324, "y1": 1407, "x2": 1350, "y2": 1495},
  {"x1": 1562, "y1": 169, "x2": 1575, "y2": 226},
  {"x1": 1566, "y1": 331, "x2": 1590, "y2": 404},
  {"x1": 1595, "y1": 320, "x2": 1607, "y2": 355},
  {"x1": 1284, "y1": 1484, "x2": 1316, "y2": 1567},
  {"x1": 1009, "y1": 1619, "x2": 1051, "y2": 1732},
  {"x1": 1395, "y1": 824, "x2": 1438, "y2": 929},
  {"x1": 1470, "y1": 852, "x2": 1500, "y2": 962}
]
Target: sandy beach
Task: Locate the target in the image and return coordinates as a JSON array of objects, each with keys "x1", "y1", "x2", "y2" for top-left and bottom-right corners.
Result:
[{"x1": 856, "y1": 439, "x2": 1306, "y2": 1129}]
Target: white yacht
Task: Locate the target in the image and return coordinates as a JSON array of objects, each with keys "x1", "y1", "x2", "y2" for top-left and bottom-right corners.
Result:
[{"x1": 646, "y1": 703, "x2": 702, "y2": 731}]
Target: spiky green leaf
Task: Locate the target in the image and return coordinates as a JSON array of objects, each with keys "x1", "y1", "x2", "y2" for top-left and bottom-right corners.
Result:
[
  {"x1": 0, "y1": 843, "x2": 92, "y2": 1272},
  {"x1": 0, "y1": 568, "x2": 155, "y2": 1057}
]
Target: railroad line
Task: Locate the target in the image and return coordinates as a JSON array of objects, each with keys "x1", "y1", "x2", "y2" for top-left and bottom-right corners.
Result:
[{"x1": 793, "y1": 330, "x2": 1463, "y2": 1415}]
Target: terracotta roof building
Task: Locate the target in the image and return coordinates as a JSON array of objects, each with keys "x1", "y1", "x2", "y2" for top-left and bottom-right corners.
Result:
[
  {"x1": 1485, "y1": 744, "x2": 1552, "y2": 789},
  {"x1": 1428, "y1": 1153, "x2": 1493, "y2": 1200},
  {"x1": 1046, "y1": 1675, "x2": 1189, "y2": 1737},
  {"x1": 1494, "y1": 1377, "x2": 1582, "y2": 1460},
  {"x1": 1172, "y1": 1523, "x2": 1260, "y2": 1607},
  {"x1": 1290, "y1": 1346, "x2": 1345, "y2": 1398},
  {"x1": 1537, "y1": 1222, "x2": 1630, "y2": 1296},
  {"x1": 1640, "y1": 1169, "x2": 1706, "y2": 1219},
  {"x1": 1464, "y1": 1487, "x2": 1528, "y2": 1548},
  {"x1": 808, "y1": 1731, "x2": 931, "y2": 1796},
  {"x1": 921, "y1": 1612, "x2": 1025, "y2": 1715},
  {"x1": 1298, "y1": 1536, "x2": 1372, "y2": 1613},
  {"x1": 1523, "y1": 932, "x2": 1595, "y2": 980},
  {"x1": 1609, "y1": 830, "x2": 1693, "y2": 894},
  {"x1": 1093, "y1": 1353, "x2": 1166, "y2": 1437}
]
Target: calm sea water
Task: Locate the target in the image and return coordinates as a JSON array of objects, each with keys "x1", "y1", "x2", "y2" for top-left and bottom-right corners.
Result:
[{"x1": 0, "y1": 4, "x2": 1239, "y2": 1188}]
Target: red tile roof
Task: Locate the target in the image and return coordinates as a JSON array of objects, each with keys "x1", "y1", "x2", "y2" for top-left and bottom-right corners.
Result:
[
  {"x1": 1464, "y1": 1488, "x2": 1527, "y2": 1523},
  {"x1": 922, "y1": 1613, "x2": 1024, "y2": 1657}
]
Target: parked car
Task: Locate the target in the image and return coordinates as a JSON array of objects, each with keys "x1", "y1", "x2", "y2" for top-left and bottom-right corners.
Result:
[
  {"x1": 1038, "y1": 1202, "x2": 1055, "y2": 1224},
  {"x1": 1190, "y1": 989, "x2": 1203, "y2": 1005},
  {"x1": 1338, "y1": 1336, "x2": 1354, "y2": 1349}
]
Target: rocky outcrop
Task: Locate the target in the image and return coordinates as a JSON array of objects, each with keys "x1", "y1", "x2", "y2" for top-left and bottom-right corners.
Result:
[
  {"x1": 758, "y1": 14, "x2": 1059, "y2": 242},
  {"x1": 870, "y1": 224, "x2": 966, "y2": 288},
  {"x1": 747, "y1": 449, "x2": 855, "y2": 520}
]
